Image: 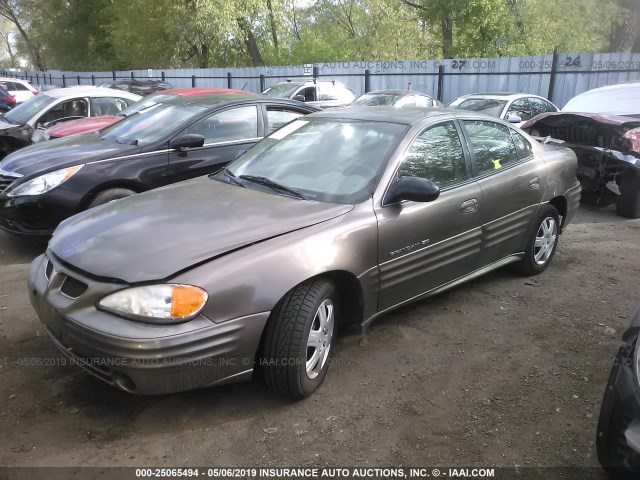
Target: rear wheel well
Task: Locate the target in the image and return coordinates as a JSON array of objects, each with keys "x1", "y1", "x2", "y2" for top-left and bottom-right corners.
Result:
[{"x1": 548, "y1": 196, "x2": 567, "y2": 232}]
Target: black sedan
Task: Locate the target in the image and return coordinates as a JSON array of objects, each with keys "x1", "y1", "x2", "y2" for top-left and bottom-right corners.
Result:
[
  {"x1": 597, "y1": 309, "x2": 640, "y2": 478},
  {"x1": 0, "y1": 94, "x2": 319, "y2": 236}
]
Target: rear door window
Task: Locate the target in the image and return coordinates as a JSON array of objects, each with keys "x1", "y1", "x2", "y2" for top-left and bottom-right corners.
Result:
[
  {"x1": 184, "y1": 106, "x2": 259, "y2": 144},
  {"x1": 506, "y1": 98, "x2": 532, "y2": 121},
  {"x1": 462, "y1": 120, "x2": 520, "y2": 175}
]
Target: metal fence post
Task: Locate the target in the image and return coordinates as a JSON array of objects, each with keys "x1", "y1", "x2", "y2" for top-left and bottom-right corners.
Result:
[
  {"x1": 259, "y1": 74, "x2": 265, "y2": 93},
  {"x1": 191, "y1": 75, "x2": 196, "y2": 87},
  {"x1": 112, "y1": 70, "x2": 116, "y2": 80},
  {"x1": 364, "y1": 69, "x2": 371, "y2": 93},
  {"x1": 35, "y1": 73, "x2": 39, "y2": 84},
  {"x1": 62, "y1": 74, "x2": 66, "y2": 88},
  {"x1": 437, "y1": 64, "x2": 445, "y2": 102},
  {"x1": 77, "y1": 75, "x2": 81, "y2": 85},
  {"x1": 227, "y1": 72, "x2": 232, "y2": 89},
  {"x1": 130, "y1": 71, "x2": 135, "y2": 79},
  {"x1": 91, "y1": 75, "x2": 95, "y2": 85},
  {"x1": 161, "y1": 71, "x2": 165, "y2": 82},
  {"x1": 49, "y1": 73, "x2": 52, "y2": 84},
  {"x1": 313, "y1": 66, "x2": 320, "y2": 83},
  {"x1": 547, "y1": 47, "x2": 559, "y2": 103}
]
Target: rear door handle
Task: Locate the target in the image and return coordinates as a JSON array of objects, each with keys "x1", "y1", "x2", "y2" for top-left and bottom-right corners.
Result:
[
  {"x1": 460, "y1": 198, "x2": 478, "y2": 214},
  {"x1": 529, "y1": 176, "x2": 540, "y2": 189}
]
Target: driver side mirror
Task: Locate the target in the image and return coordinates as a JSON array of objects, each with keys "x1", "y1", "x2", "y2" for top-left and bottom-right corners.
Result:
[
  {"x1": 385, "y1": 177, "x2": 440, "y2": 204},
  {"x1": 170, "y1": 134, "x2": 205, "y2": 150},
  {"x1": 292, "y1": 94, "x2": 306, "y2": 102},
  {"x1": 505, "y1": 114, "x2": 522, "y2": 123}
]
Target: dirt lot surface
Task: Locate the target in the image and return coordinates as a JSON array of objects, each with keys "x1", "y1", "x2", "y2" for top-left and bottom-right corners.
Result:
[{"x1": 0, "y1": 202, "x2": 638, "y2": 476}]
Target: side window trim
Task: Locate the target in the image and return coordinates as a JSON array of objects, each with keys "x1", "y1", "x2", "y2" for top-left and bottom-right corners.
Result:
[{"x1": 509, "y1": 127, "x2": 535, "y2": 162}]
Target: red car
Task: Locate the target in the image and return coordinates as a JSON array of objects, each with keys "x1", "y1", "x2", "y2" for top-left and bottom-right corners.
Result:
[{"x1": 38, "y1": 88, "x2": 249, "y2": 141}]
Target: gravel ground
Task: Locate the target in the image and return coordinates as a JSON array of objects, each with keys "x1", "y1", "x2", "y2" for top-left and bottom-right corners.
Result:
[{"x1": 0, "y1": 202, "x2": 638, "y2": 477}]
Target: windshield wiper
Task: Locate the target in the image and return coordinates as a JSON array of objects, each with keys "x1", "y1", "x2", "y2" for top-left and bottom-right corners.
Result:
[
  {"x1": 239, "y1": 175, "x2": 305, "y2": 200},
  {"x1": 215, "y1": 167, "x2": 244, "y2": 187}
]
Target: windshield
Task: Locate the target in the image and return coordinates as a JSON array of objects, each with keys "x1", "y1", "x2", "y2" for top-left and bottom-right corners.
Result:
[
  {"x1": 352, "y1": 93, "x2": 404, "y2": 107},
  {"x1": 262, "y1": 83, "x2": 300, "y2": 98},
  {"x1": 118, "y1": 93, "x2": 178, "y2": 117},
  {"x1": 4, "y1": 94, "x2": 56, "y2": 125},
  {"x1": 451, "y1": 98, "x2": 508, "y2": 117},
  {"x1": 100, "y1": 103, "x2": 206, "y2": 146},
  {"x1": 225, "y1": 119, "x2": 407, "y2": 204}
]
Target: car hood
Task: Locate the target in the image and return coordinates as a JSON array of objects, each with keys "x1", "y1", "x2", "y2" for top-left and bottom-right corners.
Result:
[
  {"x1": 49, "y1": 177, "x2": 354, "y2": 283},
  {"x1": 0, "y1": 131, "x2": 140, "y2": 177},
  {"x1": 46, "y1": 116, "x2": 121, "y2": 138},
  {"x1": 0, "y1": 119, "x2": 21, "y2": 132},
  {"x1": 523, "y1": 112, "x2": 640, "y2": 129}
]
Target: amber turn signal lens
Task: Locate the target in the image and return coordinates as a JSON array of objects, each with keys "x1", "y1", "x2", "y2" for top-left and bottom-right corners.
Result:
[{"x1": 170, "y1": 285, "x2": 208, "y2": 318}]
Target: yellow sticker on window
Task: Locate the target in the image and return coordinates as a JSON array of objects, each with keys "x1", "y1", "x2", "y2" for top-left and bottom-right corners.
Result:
[{"x1": 492, "y1": 159, "x2": 502, "y2": 169}]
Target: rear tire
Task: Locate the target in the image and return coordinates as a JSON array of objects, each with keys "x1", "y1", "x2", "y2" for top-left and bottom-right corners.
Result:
[
  {"x1": 86, "y1": 188, "x2": 136, "y2": 209},
  {"x1": 514, "y1": 204, "x2": 560, "y2": 276},
  {"x1": 262, "y1": 278, "x2": 338, "y2": 399},
  {"x1": 616, "y1": 172, "x2": 640, "y2": 219}
]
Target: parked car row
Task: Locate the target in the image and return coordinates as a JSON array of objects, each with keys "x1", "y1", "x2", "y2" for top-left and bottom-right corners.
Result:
[{"x1": 0, "y1": 78, "x2": 636, "y2": 476}]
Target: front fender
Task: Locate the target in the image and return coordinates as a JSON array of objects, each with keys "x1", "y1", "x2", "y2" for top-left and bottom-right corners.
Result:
[{"x1": 170, "y1": 202, "x2": 379, "y2": 326}]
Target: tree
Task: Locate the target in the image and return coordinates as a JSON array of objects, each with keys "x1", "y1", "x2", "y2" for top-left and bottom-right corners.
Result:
[
  {"x1": 609, "y1": 0, "x2": 640, "y2": 52},
  {"x1": 0, "y1": 0, "x2": 46, "y2": 70}
]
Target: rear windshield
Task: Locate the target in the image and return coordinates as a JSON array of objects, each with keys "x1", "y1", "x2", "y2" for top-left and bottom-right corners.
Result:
[
  {"x1": 452, "y1": 98, "x2": 508, "y2": 117},
  {"x1": 263, "y1": 83, "x2": 300, "y2": 98},
  {"x1": 119, "y1": 93, "x2": 179, "y2": 117}
]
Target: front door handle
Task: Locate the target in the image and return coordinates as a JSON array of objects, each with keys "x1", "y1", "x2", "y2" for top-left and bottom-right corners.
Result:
[
  {"x1": 460, "y1": 198, "x2": 478, "y2": 214},
  {"x1": 529, "y1": 176, "x2": 540, "y2": 189}
]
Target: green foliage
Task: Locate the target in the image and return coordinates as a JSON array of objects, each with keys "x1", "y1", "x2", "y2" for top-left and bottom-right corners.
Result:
[{"x1": 0, "y1": 0, "x2": 633, "y2": 70}]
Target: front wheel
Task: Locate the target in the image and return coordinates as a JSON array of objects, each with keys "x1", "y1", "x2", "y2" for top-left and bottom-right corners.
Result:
[
  {"x1": 86, "y1": 188, "x2": 136, "y2": 209},
  {"x1": 514, "y1": 204, "x2": 560, "y2": 276},
  {"x1": 262, "y1": 278, "x2": 338, "y2": 399}
]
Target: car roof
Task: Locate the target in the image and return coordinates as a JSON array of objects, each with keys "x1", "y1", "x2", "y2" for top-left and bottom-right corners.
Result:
[
  {"x1": 0, "y1": 77, "x2": 32, "y2": 84},
  {"x1": 308, "y1": 106, "x2": 512, "y2": 125},
  {"x1": 456, "y1": 92, "x2": 549, "y2": 101},
  {"x1": 562, "y1": 82, "x2": 640, "y2": 115},
  {"x1": 362, "y1": 89, "x2": 434, "y2": 97},
  {"x1": 42, "y1": 87, "x2": 141, "y2": 99},
  {"x1": 161, "y1": 88, "x2": 249, "y2": 96},
  {"x1": 161, "y1": 93, "x2": 320, "y2": 109}
]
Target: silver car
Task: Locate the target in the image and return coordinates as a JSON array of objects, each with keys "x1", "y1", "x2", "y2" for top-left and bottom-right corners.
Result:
[
  {"x1": 28, "y1": 108, "x2": 581, "y2": 399},
  {"x1": 447, "y1": 93, "x2": 559, "y2": 127}
]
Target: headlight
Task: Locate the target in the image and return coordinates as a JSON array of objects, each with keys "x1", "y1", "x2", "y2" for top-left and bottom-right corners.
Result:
[
  {"x1": 8, "y1": 165, "x2": 83, "y2": 197},
  {"x1": 98, "y1": 284, "x2": 208, "y2": 324}
]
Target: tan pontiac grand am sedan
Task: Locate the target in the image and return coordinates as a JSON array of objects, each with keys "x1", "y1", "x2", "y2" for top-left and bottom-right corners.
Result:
[{"x1": 28, "y1": 107, "x2": 581, "y2": 399}]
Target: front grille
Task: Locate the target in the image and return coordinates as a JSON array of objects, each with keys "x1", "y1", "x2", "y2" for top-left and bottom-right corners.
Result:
[
  {"x1": 59, "y1": 275, "x2": 88, "y2": 299},
  {"x1": 45, "y1": 260, "x2": 53, "y2": 280},
  {"x1": 0, "y1": 174, "x2": 19, "y2": 195}
]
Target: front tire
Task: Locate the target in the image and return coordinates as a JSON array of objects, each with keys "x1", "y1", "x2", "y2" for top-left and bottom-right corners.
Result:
[
  {"x1": 86, "y1": 188, "x2": 136, "y2": 209},
  {"x1": 262, "y1": 278, "x2": 338, "y2": 399},
  {"x1": 515, "y1": 204, "x2": 560, "y2": 275}
]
